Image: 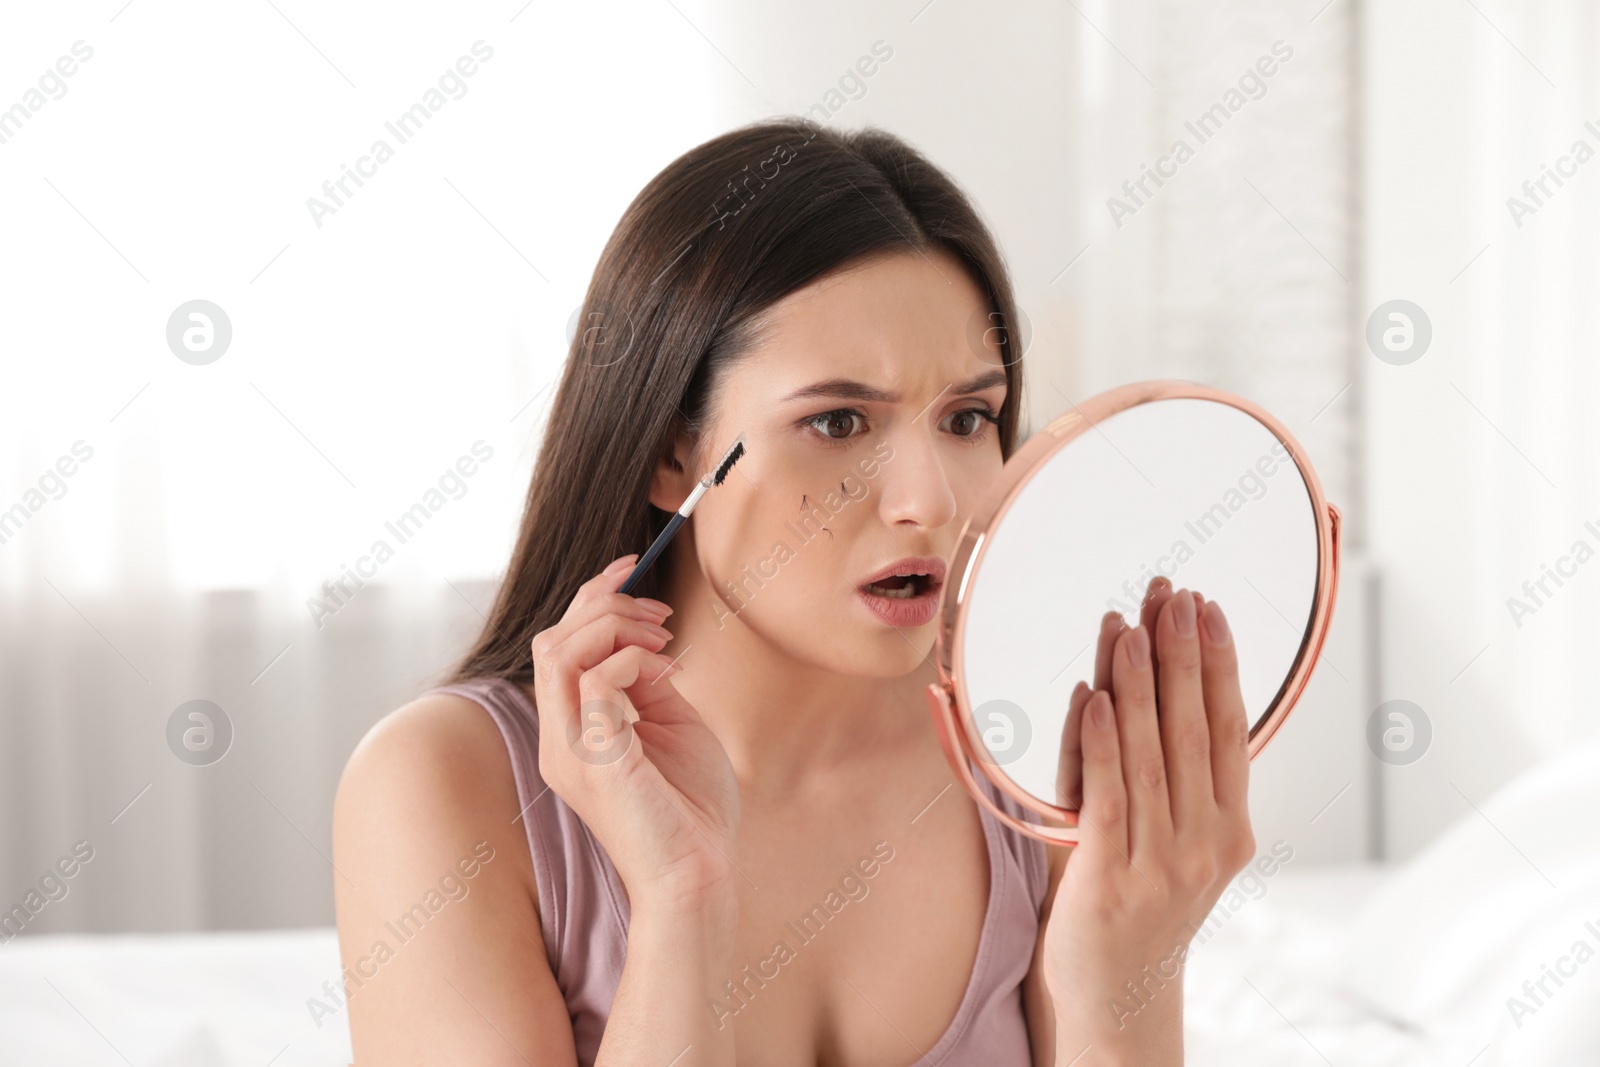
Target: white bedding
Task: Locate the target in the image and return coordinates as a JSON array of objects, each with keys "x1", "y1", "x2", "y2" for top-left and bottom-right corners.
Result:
[
  {"x1": 0, "y1": 868, "x2": 1448, "y2": 1066},
  {"x1": 1183, "y1": 863, "x2": 1446, "y2": 1064},
  {"x1": 1189, "y1": 733, "x2": 1600, "y2": 1066},
  {"x1": 5, "y1": 737, "x2": 1599, "y2": 1066},
  {"x1": 0, "y1": 927, "x2": 354, "y2": 1066}
]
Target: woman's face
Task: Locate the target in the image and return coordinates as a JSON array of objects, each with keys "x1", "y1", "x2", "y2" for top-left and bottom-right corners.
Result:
[{"x1": 663, "y1": 248, "x2": 1011, "y2": 678}]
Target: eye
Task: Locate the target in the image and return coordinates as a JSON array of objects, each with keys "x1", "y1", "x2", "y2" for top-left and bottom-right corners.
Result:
[
  {"x1": 805, "y1": 408, "x2": 867, "y2": 444},
  {"x1": 942, "y1": 405, "x2": 1001, "y2": 441}
]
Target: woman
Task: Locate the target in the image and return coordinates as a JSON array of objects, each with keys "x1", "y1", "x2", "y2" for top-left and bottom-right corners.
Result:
[{"x1": 333, "y1": 118, "x2": 1254, "y2": 1065}]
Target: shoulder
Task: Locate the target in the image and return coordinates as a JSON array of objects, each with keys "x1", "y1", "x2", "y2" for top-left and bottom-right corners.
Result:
[
  {"x1": 333, "y1": 687, "x2": 538, "y2": 910},
  {"x1": 337, "y1": 687, "x2": 521, "y2": 823},
  {"x1": 332, "y1": 688, "x2": 577, "y2": 1060}
]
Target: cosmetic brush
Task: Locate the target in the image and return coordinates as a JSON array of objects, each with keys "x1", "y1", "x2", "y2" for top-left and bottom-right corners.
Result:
[{"x1": 619, "y1": 433, "x2": 747, "y2": 595}]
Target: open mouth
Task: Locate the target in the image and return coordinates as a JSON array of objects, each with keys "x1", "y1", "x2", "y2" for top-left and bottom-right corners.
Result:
[
  {"x1": 855, "y1": 556, "x2": 946, "y2": 627},
  {"x1": 860, "y1": 573, "x2": 936, "y2": 599}
]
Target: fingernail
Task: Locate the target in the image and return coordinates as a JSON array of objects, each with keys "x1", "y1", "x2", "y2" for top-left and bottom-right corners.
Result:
[
  {"x1": 648, "y1": 622, "x2": 673, "y2": 640},
  {"x1": 1143, "y1": 577, "x2": 1170, "y2": 603},
  {"x1": 1102, "y1": 611, "x2": 1124, "y2": 633},
  {"x1": 1127, "y1": 627, "x2": 1151, "y2": 670},
  {"x1": 1201, "y1": 600, "x2": 1231, "y2": 647},
  {"x1": 1091, "y1": 692, "x2": 1111, "y2": 728},
  {"x1": 1173, "y1": 590, "x2": 1197, "y2": 637},
  {"x1": 605, "y1": 554, "x2": 638, "y2": 576},
  {"x1": 639, "y1": 598, "x2": 673, "y2": 616}
]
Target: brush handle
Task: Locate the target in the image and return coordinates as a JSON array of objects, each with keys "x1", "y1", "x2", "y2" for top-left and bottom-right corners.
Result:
[{"x1": 619, "y1": 511, "x2": 686, "y2": 596}]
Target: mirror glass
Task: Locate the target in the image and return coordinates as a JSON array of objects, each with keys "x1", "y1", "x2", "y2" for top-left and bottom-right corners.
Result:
[{"x1": 958, "y1": 397, "x2": 1321, "y2": 810}]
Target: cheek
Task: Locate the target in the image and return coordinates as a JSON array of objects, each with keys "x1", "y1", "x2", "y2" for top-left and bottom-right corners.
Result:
[
  {"x1": 949, "y1": 468, "x2": 989, "y2": 515},
  {"x1": 692, "y1": 452, "x2": 876, "y2": 603},
  {"x1": 704, "y1": 467, "x2": 850, "y2": 561},
  {"x1": 946, "y1": 442, "x2": 1005, "y2": 511}
]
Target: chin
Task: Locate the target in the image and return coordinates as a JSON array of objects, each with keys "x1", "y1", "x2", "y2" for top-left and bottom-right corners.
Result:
[{"x1": 833, "y1": 627, "x2": 938, "y2": 678}]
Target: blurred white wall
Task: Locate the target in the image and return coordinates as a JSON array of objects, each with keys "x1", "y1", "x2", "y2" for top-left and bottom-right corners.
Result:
[
  {"x1": 18, "y1": 0, "x2": 1587, "y2": 936},
  {"x1": 0, "y1": 0, "x2": 730, "y2": 934},
  {"x1": 1362, "y1": 0, "x2": 1600, "y2": 859}
]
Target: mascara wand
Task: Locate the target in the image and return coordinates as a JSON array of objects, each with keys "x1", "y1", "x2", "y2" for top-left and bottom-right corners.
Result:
[{"x1": 619, "y1": 433, "x2": 747, "y2": 596}]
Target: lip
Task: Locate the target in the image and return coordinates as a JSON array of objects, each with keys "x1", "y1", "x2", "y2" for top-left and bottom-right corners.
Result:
[
  {"x1": 855, "y1": 556, "x2": 946, "y2": 628},
  {"x1": 858, "y1": 556, "x2": 948, "y2": 589}
]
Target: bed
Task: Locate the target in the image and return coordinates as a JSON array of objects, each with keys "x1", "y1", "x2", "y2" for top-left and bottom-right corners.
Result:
[{"x1": 6, "y1": 737, "x2": 1598, "y2": 1065}]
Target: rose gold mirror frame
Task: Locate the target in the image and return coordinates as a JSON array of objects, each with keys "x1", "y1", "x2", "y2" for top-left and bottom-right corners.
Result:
[{"x1": 925, "y1": 380, "x2": 1342, "y2": 847}]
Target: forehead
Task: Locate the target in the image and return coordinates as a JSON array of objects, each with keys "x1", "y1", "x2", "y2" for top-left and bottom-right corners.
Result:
[{"x1": 737, "y1": 249, "x2": 1004, "y2": 395}]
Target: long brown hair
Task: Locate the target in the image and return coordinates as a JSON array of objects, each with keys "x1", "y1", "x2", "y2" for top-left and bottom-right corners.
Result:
[{"x1": 446, "y1": 117, "x2": 1027, "y2": 685}]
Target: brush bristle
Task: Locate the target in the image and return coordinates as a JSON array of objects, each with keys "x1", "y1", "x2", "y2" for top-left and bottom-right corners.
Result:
[{"x1": 711, "y1": 440, "x2": 746, "y2": 486}]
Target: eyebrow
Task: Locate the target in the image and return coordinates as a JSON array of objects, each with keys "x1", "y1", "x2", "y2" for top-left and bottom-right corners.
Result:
[{"x1": 779, "y1": 367, "x2": 1007, "y2": 406}]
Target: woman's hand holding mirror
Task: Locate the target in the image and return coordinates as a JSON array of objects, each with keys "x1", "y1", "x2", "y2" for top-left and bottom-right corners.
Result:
[
  {"x1": 1040, "y1": 583, "x2": 1255, "y2": 1057},
  {"x1": 1055, "y1": 577, "x2": 1212, "y2": 812},
  {"x1": 935, "y1": 383, "x2": 1340, "y2": 848},
  {"x1": 924, "y1": 382, "x2": 1343, "y2": 1057}
]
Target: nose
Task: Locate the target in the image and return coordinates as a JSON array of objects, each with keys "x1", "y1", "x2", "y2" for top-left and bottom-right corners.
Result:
[{"x1": 876, "y1": 428, "x2": 958, "y2": 531}]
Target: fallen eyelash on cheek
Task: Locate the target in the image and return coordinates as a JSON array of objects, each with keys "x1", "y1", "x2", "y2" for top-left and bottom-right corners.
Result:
[{"x1": 798, "y1": 493, "x2": 833, "y2": 539}]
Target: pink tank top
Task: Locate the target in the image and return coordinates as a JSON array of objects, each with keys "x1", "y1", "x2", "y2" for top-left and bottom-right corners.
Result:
[{"x1": 432, "y1": 675, "x2": 1051, "y2": 1064}]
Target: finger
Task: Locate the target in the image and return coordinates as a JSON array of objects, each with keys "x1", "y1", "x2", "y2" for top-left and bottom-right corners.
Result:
[
  {"x1": 1076, "y1": 689, "x2": 1127, "y2": 860},
  {"x1": 1199, "y1": 599, "x2": 1251, "y2": 814},
  {"x1": 588, "y1": 645, "x2": 694, "y2": 727},
  {"x1": 571, "y1": 645, "x2": 677, "y2": 768},
  {"x1": 1111, "y1": 624, "x2": 1173, "y2": 858},
  {"x1": 1155, "y1": 590, "x2": 1215, "y2": 836},
  {"x1": 1140, "y1": 577, "x2": 1174, "y2": 677},
  {"x1": 552, "y1": 613, "x2": 673, "y2": 678},
  {"x1": 532, "y1": 613, "x2": 672, "y2": 739},
  {"x1": 1139, "y1": 575, "x2": 1173, "y2": 636},
  {"x1": 569, "y1": 555, "x2": 674, "y2": 620},
  {"x1": 1093, "y1": 611, "x2": 1125, "y2": 693},
  {"x1": 579, "y1": 553, "x2": 640, "y2": 605},
  {"x1": 541, "y1": 561, "x2": 673, "y2": 651},
  {"x1": 1056, "y1": 681, "x2": 1090, "y2": 811}
]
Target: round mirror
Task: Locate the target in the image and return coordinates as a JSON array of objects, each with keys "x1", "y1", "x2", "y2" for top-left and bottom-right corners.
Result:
[{"x1": 925, "y1": 381, "x2": 1341, "y2": 847}]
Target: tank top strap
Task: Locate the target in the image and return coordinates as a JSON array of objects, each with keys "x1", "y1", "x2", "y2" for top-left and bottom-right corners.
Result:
[
  {"x1": 428, "y1": 675, "x2": 1047, "y2": 1065},
  {"x1": 967, "y1": 759, "x2": 1052, "y2": 917},
  {"x1": 428, "y1": 675, "x2": 627, "y2": 1064}
]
